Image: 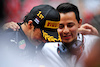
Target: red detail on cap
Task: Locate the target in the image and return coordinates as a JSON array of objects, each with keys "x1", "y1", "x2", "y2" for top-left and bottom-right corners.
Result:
[
  {"x1": 47, "y1": 22, "x2": 50, "y2": 26},
  {"x1": 47, "y1": 22, "x2": 57, "y2": 27}
]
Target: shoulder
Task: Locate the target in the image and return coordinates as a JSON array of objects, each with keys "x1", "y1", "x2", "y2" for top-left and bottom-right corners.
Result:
[
  {"x1": 42, "y1": 42, "x2": 66, "y2": 67},
  {"x1": 0, "y1": 29, "x2": 16, "y2": 39},
  {"x1": 83, "y1": 35, "x2": 99, "y2": 44},
  {"x1": 0, "y1": 29, "x2": 20, "y2": 45},
  {"x1": 42, "y1": 42, "x2": 59, "y2": 54},
  {"x1": 83, "y1": 35, "x2": 99, "y2": 46},
  {"x1": 43, "y1": 42, "x2": 59, "y2": 50},
  {"x1": 83, "y1": 35, "x2": 100, "y2": 56},
  {"x1": 1, "y1": 28, "x2": 16, "y2": 36},
  {"x1": 84, "y1": 35, "x2": 99, "y2": 39}
]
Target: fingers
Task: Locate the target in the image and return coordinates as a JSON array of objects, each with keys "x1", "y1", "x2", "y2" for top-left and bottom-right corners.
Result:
[
  {"x1": 9, "y1": 22, "x2": 20, "y2": 31},
  {"x1": 78, "y1": 23, "x2": 99, "y2": 35},
  {"x1": 83, "y1": 24, "x2": 99, "y2": 35},
  {"x1": 80, "y1": 23, "x2": 92, "y2": 29},
  {"x1": 2, "y1": 22, "x2": 20, "y2": 31},
  {"x1": 78, "y1": 28, "x2": 91, "y2": 35}
]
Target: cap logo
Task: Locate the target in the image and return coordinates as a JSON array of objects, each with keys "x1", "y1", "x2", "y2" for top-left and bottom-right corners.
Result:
[
  {"x1": 44, "y1": 20, "x2": 59, "y2": 29},
  {"x1": 42, "y1": 30, "x2": 61, "y2": 42},
  {"x1": 19, "y1": 40, "x2": 26, "y2": 49},
  {"x1": 34, "y1": 18, "x2": 39, "y2": 24},
  {"x1": 37, "y1": 11, "x2": 44, "y2": 19}
]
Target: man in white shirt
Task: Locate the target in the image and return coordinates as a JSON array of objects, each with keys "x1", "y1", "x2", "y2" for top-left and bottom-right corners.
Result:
[{"x1": 42, "y1": 2, "x2": 100, "y2": 67}]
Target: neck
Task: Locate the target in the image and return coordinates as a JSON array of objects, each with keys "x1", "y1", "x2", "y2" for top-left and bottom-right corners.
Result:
[
  {"x1": 21, "y1": 23, "x2": 28, "y2": 37},
  {"x1": 63, "y1": 39, "x2": 77, "y2": 48}
]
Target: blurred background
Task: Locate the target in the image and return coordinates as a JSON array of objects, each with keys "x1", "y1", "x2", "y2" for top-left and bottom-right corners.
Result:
[{"x1": 0, "y1": 0, "x2": 100, "y2": 32}]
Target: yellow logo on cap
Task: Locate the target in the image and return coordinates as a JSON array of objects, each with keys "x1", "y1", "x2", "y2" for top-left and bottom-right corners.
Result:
[
  {"x1": 37, "y1": 11, "x2": 44, "y2": 19},
  {"x1": 42, "y1": 30, "x2": 61, "y2": 42},
  {"x1": 44, "y1": 20, "x2": 59, "y2": 29}
]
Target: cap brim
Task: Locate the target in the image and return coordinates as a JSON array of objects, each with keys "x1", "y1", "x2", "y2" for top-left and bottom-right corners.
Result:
[{"x1": 41, "y1": 29, "x2": 61, "y2": 42}]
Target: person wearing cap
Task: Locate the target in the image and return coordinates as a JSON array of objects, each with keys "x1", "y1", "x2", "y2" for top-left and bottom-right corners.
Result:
[
  {"x1": 42, "y1": 3, "x2": 100, "y2": 67},
  {"x1": 0, "y1": 4, "x2": 61, "y2": 67}
]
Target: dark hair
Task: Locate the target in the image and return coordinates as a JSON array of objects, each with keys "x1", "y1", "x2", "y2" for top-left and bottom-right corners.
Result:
[
  {"x1": 56, "y1": 2, "x2": 80, "y2": 23},
  {"x1": 23, "y1": 12, "x2": 33, "y2": 23},
  {"x1": 23, "y1": 12, "x2": 41, "y2": 29}
]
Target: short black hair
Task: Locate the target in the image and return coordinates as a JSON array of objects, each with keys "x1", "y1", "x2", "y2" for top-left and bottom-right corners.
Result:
[
  {"x1": 23, "y1": 13, "x2": 30, "y2": 23},
  {"x1": 56, "y1": 2, "x2": 80, "y2": 23}
]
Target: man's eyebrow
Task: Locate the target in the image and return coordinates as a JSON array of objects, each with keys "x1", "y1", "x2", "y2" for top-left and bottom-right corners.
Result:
[{"x1": 68, "y1": 22, "x2": 75, "y2": 24}]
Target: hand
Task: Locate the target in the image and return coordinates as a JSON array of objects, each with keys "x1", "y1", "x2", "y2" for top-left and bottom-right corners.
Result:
[
  {"x1": 2, "y1": 21, "x2": 20, "y2": 31},
  {"x1": 78, "y1": 23, "x2": 99, "y2": 35}
]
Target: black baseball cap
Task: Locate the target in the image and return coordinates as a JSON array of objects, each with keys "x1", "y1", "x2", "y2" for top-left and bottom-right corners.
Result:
[{"x1": 27, "y1": 4, "x2": 61, "y2": 42}]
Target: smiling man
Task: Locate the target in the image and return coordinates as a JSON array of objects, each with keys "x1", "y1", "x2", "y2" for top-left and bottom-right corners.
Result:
[
  {"x1": 42, "y1": 3, "x2": 100, "y2": 67},
  {"x1": 58, "y1": 11, "x2": 82, "y2": 43}
]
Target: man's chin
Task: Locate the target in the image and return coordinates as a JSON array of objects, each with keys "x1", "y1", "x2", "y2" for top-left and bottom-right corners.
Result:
[{"x1": 62, "y1": 39, "x2": 72, "y2": 43}]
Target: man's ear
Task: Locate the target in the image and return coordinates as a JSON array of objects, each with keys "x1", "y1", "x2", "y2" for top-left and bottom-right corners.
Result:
[
  {"x1": 78, "y1": 18, "x2": 82, "y2": 28},
  {"x1": 27, "y1": 20, "x2": 33, "y2": 29}
]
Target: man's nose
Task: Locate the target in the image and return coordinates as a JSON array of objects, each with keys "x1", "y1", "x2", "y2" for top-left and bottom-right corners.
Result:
[{"x1": 63, "y1": 26, "x2": 69, "y2": 33}]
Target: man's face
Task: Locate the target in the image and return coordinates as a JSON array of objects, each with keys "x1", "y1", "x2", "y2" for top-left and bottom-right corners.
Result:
[
  {"x1": 57, "y1": 12, "x2": 81, "y2": 43},
  {"x1": 22, "y1": 20, "x2": 45, "y2": 44},
  {"x1": 30, "y1": 27, "x2": 43, "y2": 41}
]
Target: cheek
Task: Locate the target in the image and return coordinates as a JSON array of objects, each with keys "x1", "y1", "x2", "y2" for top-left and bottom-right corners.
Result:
[
  {"x1": 35, "y1": 32, "x2": 42, "y2": 39},
  {"x1": 71, "y1": 26, "x2": 79, "y2": 36},
  {"x1": 32, "y1": 30, "x2": 42, "y2": 40}
]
